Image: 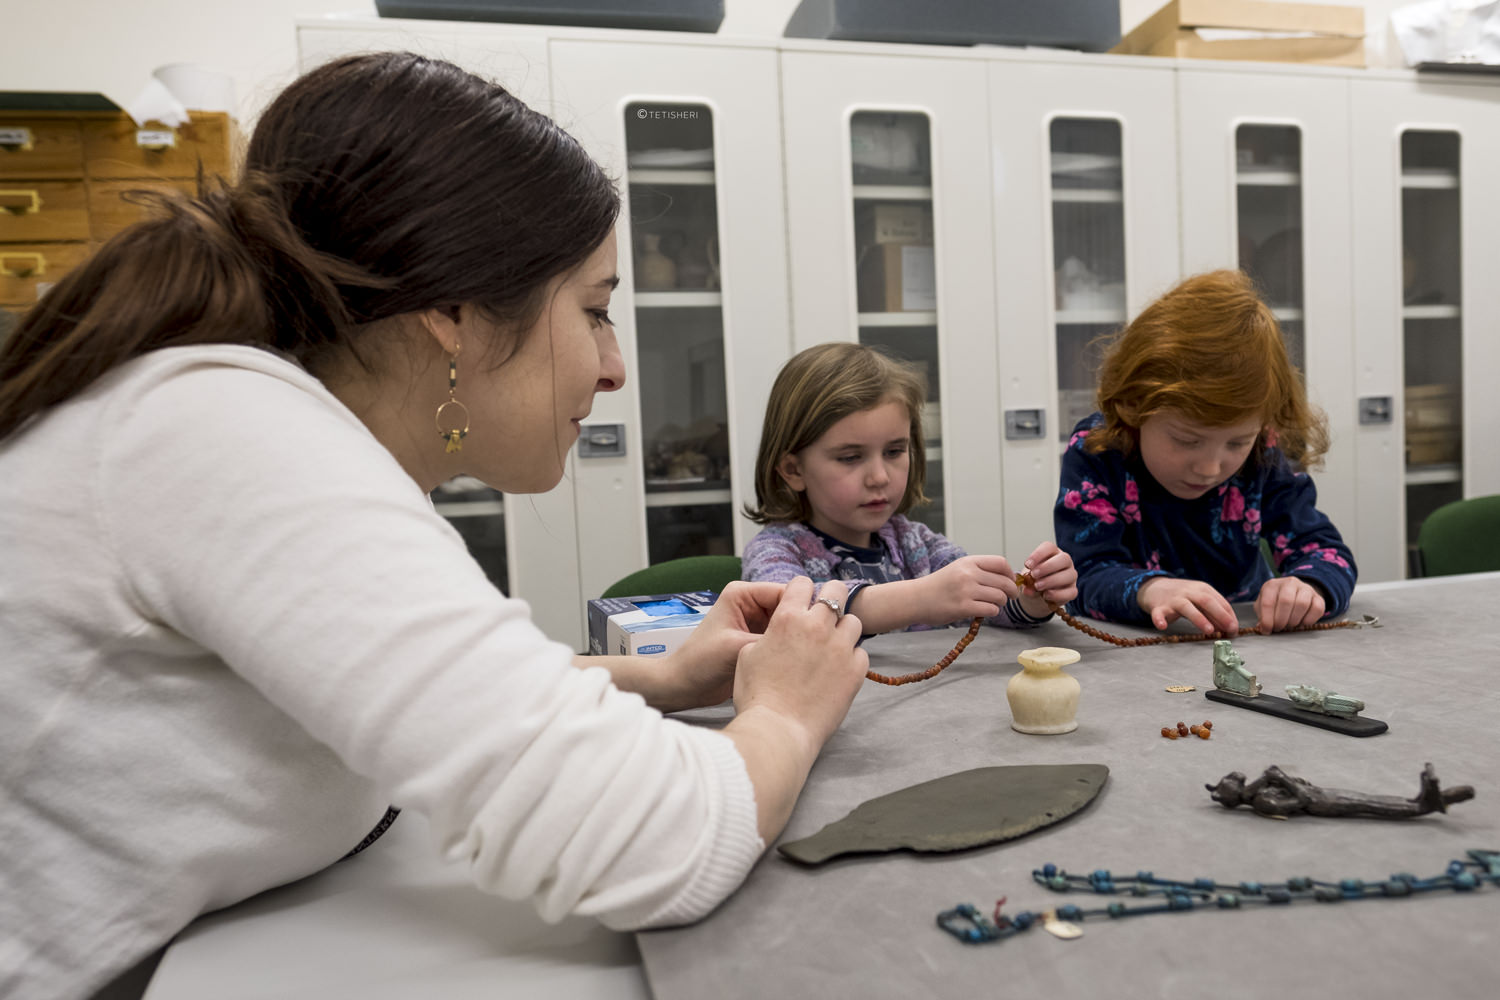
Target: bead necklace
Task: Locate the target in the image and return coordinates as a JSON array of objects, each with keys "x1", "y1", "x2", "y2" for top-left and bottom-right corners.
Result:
[
  {"x1": 937, "y1": 849, "x2": 1500, "y2": 945},
  {"x1": 864, "y1": 572, "x2": 1371, "y2": 685}
]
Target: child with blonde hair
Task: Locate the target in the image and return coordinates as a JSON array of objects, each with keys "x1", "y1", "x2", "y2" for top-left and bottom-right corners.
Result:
[
  {"x1": 1056, "y1": 269, "x2": 1355, "y2": 635},
  {"x1": 744, "y1": 342, "x2": 1077, "y2": 632}
]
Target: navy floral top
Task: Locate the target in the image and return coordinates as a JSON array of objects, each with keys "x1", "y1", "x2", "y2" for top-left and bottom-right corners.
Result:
[{"x1": 1054, "y1": 415, "x2": 1356, "y2": 625}]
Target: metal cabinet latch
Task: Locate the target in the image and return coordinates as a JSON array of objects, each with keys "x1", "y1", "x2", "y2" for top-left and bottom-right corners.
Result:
[
  {"x1": 1004, "y1": 409, "x2": 1045, "y2": 440},
  {"x1": 1358, "y1": 396, "x2": 1393, "y2": 425},
  {"x1": 577, "y1": 423, "x2": 626, "y2": 458}
]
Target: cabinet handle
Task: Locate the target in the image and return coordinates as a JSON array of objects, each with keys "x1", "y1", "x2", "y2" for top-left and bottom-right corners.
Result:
[
  {"x1": 0, "y1": 126, "x2": 35, "y2": 152},
  {"x1": 1, "y1": 252, "x2": 46, "y2": 277},
  {"x1": 0, "y1": 189, "x2": 42, "y2": 215}
]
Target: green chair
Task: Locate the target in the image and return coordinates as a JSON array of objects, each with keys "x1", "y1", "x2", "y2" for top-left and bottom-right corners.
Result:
[
  {"x1": 600, "y1": 554, "x2": 744, "y2": 599},
  {"x1": 1415, "y1": 494, "x2": 1500, "y2": 577}
]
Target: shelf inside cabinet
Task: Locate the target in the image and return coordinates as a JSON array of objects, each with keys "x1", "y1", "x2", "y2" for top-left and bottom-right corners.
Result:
[
  {"x1": 1401, "y1": 169, "x2": 1458, "y2": 190},
  {"x1": 851, "y1": 184, "x2": 933, "y2": 201},
  {"x1": 627, "y1": 168, "x2": 716, "y2": 186},
  {"x1": 1051, "y1": 188, "x2": 1122, "y2": 204},
  {"x1": 1056, "y1": 307, "x2": 1126, "y2": 325},
  {"x1": 858, "y1": 310, "x2": 938, "y2": 327},
  {"x1": 1236, "y1": 168, "x2": 1300, "y2": 187},
  {"x1": 1402, "y1": 303, "x2": 1460, "y2": 320},
  {"x1": 644, "y1": 487, "x2": 733, "y2": 508},
  {"x1": 433, "y1": 499, "x2": 506, "y2": 518},
  {"x1": 634, "y1": 291, "x2": 724, "y2": 308},
  {"x1": 1404, "y1": 463, "x2": 1462, "y2": 486},
  {"x1": 1271, "y1": 306, "x2": 1303, "y2": 322}
]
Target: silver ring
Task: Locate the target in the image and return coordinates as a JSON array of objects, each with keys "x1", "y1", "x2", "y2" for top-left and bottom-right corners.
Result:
[{"x1": 816, "y1": 597, "x2": 842, "y2": 616}]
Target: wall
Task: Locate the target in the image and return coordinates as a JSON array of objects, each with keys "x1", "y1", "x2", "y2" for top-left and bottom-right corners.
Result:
[{"x1": 5, "y1": 2, "x2": 1418, "y2": 125}]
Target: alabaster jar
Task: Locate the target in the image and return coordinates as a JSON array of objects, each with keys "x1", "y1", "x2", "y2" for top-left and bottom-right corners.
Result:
[{"x1": 1007, "y1": 646, "x2": 1082, "y2": 735}]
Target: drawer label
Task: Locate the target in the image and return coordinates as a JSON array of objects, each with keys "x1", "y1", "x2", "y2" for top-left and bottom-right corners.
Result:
[
  {"x1": 136, "y1": 128, "x2": 178, "y2": 150},
  {"x1": 0, "y1": 127, "x2": 34, "y2": 151}
]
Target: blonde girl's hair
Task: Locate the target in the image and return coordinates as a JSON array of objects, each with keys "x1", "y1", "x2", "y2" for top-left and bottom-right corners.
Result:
[
  {"x1": 1087, "y1": 269, "x2": 1329, "y2": 470},
  {"x1": 745, "y1": 342, "x2": 929, "y2": 524}
]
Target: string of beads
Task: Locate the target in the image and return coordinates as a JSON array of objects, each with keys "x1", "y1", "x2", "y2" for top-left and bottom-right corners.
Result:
[
  {"x1": 865, "y1": 616, "x2": 981, "y2": 686},
  {"x1": 864, "y1": 571, "x2": 1367, "y2": 685},
  {"x1": 937, "y1": 849, "x2": 1500, "y2": 945}
]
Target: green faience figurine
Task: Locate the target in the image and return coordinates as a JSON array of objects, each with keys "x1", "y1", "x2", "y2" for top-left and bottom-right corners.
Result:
[
  {"x1": 1212, "y1": 640, "x2": 1261, "y2": 697},
  {"x1": 1285, "y1": 684, "x2": 1364, "y2": 719}
]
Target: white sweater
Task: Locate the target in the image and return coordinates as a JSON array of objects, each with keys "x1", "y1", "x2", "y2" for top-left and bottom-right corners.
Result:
[{"x1": 0, "y1": 346, "x2": 762, "y2": 1000}]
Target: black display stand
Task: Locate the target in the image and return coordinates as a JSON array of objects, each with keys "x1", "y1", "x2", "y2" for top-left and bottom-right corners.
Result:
[{"x1": 1205, "y1": 688, "x2": 1388, "y2": 737}]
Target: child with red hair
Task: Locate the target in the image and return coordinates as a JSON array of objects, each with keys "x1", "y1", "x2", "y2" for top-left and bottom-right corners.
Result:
[{"x1": 1055, "y1": 269, "x2": 1355, "y2": 635}]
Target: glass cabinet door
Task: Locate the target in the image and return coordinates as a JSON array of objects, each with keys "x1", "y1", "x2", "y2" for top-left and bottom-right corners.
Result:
[
  {"x1": 1050, "y1": 117, "x2": 1126, "y2": 443},
  {"x1": 849, "y1": 110, "x2": 945, "y2": 535},
  {"x1": 432, "y1": 476, "x2": 509, "y2": 593},
  {"x1": 624, "y1": 102, "x2": 735, "y2": 563},
  {"x1": 1399, "y1": 129, "x2": 1462, "y2": 571},
  {"x1": 1235, "y1": 123, "x2": 1305, "y2": 373}
]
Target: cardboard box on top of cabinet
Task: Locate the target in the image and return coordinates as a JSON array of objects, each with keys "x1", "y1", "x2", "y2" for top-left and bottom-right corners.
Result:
[
  {"x1": 586, "y1": 591, "x2": 717, "y2": 657},
  {"x1": 1113, "y1": 0, "x2": 1365, "y2": 67}
]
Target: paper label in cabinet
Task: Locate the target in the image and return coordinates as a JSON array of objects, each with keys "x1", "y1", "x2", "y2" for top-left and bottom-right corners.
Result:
[{"x1": 900, "y1": 245, "x2": 936, "y2": 311}]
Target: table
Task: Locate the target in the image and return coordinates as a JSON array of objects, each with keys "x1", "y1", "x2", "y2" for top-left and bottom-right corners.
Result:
[
  {"x1": 146, "y1": 574, "x2": 1500, "y2": 999},
  {"x1": 641, "y1": 572, "x2": 1500, "y2": 999}
]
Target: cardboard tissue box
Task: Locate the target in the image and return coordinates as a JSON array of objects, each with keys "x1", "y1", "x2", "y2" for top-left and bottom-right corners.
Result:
[{"x1": 587, "y1": 591, "x2": 718, "y2": 657}]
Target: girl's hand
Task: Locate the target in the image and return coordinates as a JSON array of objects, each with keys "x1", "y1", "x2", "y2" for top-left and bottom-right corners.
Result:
[
  {"x1": 1020, "y1": 542, "x2": 1078, "y2": 610},
  {"x1": 1137, "y1": 577, "x2": 1239, "y2": 635},
  {"x1": 918, "y1": 555, "x2": 1019, "y2": 625},
  {"x1": 1254, "y1": 577, "x2": 1326, "y2": 634},
  {"x1": 663, "y1": 580, "x2": 786, "y2": 708},
  {"x1": 731, "y1": 578, "x2": 868, "y2": 748}
]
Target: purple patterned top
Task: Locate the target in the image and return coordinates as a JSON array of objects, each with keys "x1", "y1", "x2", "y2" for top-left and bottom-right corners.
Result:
[{"x1": 742, "y1": 516, "x2": 1046, "y2": 629}]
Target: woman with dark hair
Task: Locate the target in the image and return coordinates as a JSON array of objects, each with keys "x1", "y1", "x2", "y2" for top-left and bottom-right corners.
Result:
[{"x1": 0, "y1": 53, "x2": 867, "y2": 1000}]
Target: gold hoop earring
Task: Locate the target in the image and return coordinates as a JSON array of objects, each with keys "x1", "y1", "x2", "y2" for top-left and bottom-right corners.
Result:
[{"x1": 435, "y1": 348, "x2": 469, "y2": 454}]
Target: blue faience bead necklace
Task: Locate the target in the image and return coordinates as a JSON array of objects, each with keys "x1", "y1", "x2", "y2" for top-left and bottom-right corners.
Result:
[{"x1": 937, "y1": 849, "x2": 1500, "y2": 944}]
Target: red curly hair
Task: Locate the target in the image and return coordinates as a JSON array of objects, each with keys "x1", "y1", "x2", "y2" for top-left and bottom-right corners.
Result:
[{"x1": 1086, "y1": 269, "x2": 1328, "y2": 470}]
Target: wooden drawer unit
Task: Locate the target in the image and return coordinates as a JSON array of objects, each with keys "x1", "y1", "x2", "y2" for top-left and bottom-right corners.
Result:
[
  {"x1": 1, "y1": 242, "x2": 92, "y2": 306},
  {"x1": 1, "y1": 103, "x2": 237, "y2": 314},
  {"x1": 83, "y1": 112, "x2": 232, "y2": 180},
  {"x1": 87, "y1": 178, "x2": 196, "y2": 240},
  {"x1": 0, "y1": 118, "x2": 85, "y2": 179},
  {"x1": 0, "y1": 180, "x2": 90, "y2": 242}
]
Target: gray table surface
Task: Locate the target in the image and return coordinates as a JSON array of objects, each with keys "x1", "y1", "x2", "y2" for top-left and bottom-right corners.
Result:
[
  {"x1": 144, "y1": 574, "x2": 1500, "y2": 999},
  {"x1": 639, "y1": 573, "x2": 1500, "y2": 1000}
]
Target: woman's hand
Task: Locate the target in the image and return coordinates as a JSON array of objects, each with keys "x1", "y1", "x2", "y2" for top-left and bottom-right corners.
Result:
[
  {"x1": 1019, "y1": 541, "x2": 1077, "y2": 613},
  {"x1": 1137, "y1": 576, "x2": 1239, "y2": 635},
  {"x1": 659, "y1": 580, "x2": 786, "y2": 709},
  {"x1": 725, "y1": 577, "x2": 868, "y2": 842},
  {"x1": 915, "y1": 555, "x2": 1019, "y2": 625},
  {"x1": 1254, "y1": 577, "x2": 1326, "y2": 633}
]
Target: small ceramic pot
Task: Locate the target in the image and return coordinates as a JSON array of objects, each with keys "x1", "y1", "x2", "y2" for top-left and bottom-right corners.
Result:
[{"x1": 1007, "y1": 646, "x2": 1082, "y2": 735}]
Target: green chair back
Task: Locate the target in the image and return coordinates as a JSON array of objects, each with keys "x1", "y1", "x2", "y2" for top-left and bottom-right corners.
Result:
[
  {"x1": 1415, "y1": 494, "x2": 1500, "y2": 577},
  {"x1": 600, "y1": 554, "x2": 744, "y2": 599}
]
